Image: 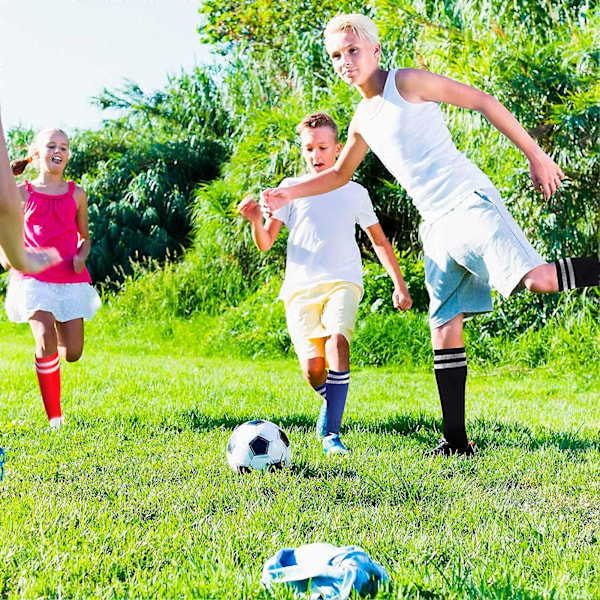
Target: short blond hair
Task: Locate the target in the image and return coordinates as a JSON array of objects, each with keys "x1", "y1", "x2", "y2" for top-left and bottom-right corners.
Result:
[
  {"x1": 296, "y1": 112, "x2": 339, "y2": 141},
  {"x1": 324, "y1": 14, "x2": 380, "y2": 47}
]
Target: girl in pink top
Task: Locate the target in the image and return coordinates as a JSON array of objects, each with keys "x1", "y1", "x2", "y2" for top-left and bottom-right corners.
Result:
[{"x1": 5, "y1": 128, "x2": 101, "y2": 427}]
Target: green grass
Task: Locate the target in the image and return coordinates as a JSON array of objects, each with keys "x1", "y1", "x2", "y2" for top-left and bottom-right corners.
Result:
[{"x1": 1, "y1": 312, "x2": 599, "y2": 599}]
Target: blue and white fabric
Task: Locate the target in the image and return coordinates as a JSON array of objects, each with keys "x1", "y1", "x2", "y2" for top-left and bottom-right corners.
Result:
[{"x1": 262, "y1": 543, "x2": 388, "y2": 599}]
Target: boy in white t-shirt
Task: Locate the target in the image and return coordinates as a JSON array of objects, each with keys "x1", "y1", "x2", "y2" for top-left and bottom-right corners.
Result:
[{"x1": 238, "y1": 112, "x2": 412, "y2": 455}]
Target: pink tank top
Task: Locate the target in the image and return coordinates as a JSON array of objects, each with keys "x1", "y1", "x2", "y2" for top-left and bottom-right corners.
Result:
[{"x1": 19, "y1": 180, "x2": 92, "y2": 284}]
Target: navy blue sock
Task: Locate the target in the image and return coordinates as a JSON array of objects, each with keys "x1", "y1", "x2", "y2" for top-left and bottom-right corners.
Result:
[
  {"x1": 434, "y1": 348, "x2": 469, "y2": 450},
  {"x1": 325, "y1": 369, "x2": 350, "y2": 435}
]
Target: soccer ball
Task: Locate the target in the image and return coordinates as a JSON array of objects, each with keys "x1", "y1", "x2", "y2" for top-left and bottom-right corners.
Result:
[{"x1": 227, "y1": 419, "x2": 291, "y2": 473}]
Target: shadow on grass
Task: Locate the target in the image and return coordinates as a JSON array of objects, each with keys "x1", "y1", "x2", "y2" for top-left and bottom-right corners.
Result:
[
  {"x1": 343, "y1": 413, "x2": 600, "y2": 453},
  {"x1": 395, "y1": 574, "x2": 565, "y2": 600},
  {"x1": 96, "y1": 409, "x2": 600, "y2": 454},
  {"x1": 471, "y1": 417, "x2": 600, "y2": 453}
]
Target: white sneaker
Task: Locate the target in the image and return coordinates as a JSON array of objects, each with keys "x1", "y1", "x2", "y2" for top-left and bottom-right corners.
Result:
[
  {"x1": 48, "y1": 416, "x2": 64, "y2": 429},
  {"x1": 322, "y1": 433, "x2": 350, "y2": 455}
]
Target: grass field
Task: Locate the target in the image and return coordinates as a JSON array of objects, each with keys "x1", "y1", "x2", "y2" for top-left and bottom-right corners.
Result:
[{"x1": 1, "y1": 314, "x2": 599, "y2": 599}]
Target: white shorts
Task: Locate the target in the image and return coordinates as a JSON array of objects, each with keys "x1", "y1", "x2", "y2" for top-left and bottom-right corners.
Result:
[
  {"x1": 5, "y1": 274, "x2": 102, "y2": 323},
  {"x1": 420, "y1": 187, "x2": 545, "y2": 328},
  {"x1": 284, "y1": 281, "x2": 362, "y2": 361}
]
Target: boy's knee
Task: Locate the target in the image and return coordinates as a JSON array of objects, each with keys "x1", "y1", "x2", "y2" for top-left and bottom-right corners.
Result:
[
  {"x1": 431, "y1": 314, "x2": 464, "y2": 349},
  {"x1": 302, "y1": 359, "x2": 327, "y2": 387},
  {"x1": 326, "y1": 333, "x2": 350, "y2": 356},
  {"x1": 522, "y1": 263, "x2": 557, "y2": 293}
]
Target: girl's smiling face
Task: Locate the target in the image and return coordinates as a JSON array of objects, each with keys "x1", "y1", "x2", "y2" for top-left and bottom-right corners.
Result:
[{"x1": 33, "y1": 130, "x2": 70, "y2": 174}]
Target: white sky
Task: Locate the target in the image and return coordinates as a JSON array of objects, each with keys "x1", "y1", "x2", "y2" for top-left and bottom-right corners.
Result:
[{"x1": 0, "y1": 0, "x2": 214, "y2": 132}]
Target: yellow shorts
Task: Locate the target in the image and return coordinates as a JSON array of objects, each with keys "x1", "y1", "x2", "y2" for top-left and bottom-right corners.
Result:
[{"x1": 284, "y1": 281, "x2": 362, "y2": 361}]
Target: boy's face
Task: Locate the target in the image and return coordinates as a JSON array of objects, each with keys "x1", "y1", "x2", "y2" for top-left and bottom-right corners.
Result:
[
  {"x1": 325, "y1": 29, "x2": 380, "y2": 86},
  {"x1": 300, "y1": 126, "x2": 342, "y2": 174}
]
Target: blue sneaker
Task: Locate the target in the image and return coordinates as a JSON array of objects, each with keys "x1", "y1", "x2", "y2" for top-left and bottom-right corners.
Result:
[
  {"x1": 322, "y1": 433, "x2": 349, "y2": 455},
  {"x1": 316, "y1": 401, "x2": 328, "y2": 439}
]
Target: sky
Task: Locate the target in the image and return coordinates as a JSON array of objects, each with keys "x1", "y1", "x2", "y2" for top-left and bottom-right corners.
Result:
[{"x1": 0, "y1": 0, "x2": 215, "y2": 133}]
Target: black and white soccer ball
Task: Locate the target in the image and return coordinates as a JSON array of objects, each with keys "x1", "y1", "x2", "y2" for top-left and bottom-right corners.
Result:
[{"x1": 227, "y1": 420, "x2": 291, "y2": 473}]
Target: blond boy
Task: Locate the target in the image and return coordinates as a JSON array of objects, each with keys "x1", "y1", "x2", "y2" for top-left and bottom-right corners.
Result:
[{"x1": 262, "y1": 15, "x2": 599, "y2": 456}]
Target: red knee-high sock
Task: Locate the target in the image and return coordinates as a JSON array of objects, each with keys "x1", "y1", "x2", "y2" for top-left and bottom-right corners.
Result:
[{"x1": 35, "y1": 352, "x2": 61, "y2": 421}]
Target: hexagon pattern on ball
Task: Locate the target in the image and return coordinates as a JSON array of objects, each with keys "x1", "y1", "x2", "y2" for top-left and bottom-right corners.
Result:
[{"x1": 227, "y1": 419, "x2": 291, "y2": 473}]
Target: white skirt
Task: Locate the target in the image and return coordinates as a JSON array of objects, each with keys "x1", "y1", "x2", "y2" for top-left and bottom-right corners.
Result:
[{"x1": 5, "y1": 274, "x2": 102, "y2": 323}]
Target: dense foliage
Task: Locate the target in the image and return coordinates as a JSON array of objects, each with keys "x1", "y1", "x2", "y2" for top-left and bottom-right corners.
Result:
[
  {"x1": 7, "y1": 74, "x2": 229, "y2": 286},
  {"x1": 4, "y1": 0, "x2": 598, "y2": 342},
  {"x1": 151, "y1": 0, "x2": 598, "y2": 329},
  {"x1": 198, "y1": 0, "x2": 599, "y2": 255}
]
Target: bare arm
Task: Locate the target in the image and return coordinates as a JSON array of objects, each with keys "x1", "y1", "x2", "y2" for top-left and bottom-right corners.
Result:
[
  {"x1": 397, "y1": 69, "x2": 564, "y2": 200},
  {"x1": 237, "y1": 195, "x2": 283, "y2": 251},
  {"x1": 365, "y1": 223, "x2": 412, "y2": 311},
  {"x1": 73, "y1": 187, "x2": 91, "y2": 274},
  {"x1": 0, "y1": 111, "x2": 60, "y2": 273},
  {"x1": 261, "y1": 122, "x2": 369, "y2": 212}
]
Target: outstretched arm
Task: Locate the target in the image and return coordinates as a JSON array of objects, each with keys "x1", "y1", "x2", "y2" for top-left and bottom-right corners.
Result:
[
  {"x1": 260, "y1": 122, "x2": 369, "y2": 212},
  {"x1": 396, "y1": 69, "x2": 564, "y2": 200},
  {"x1": 365, "y1": 223, "x2": 412, "y2": 311},
  {"x1": 237, "y1": 195, "x2": 283, "y2": 252},
  {"x1": 0, "y1": 109, "x2": 60, "y2": 273}
]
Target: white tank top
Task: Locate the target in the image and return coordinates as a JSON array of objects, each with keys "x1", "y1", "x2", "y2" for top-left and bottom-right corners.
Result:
[{"x1": 355, "y1": 68, "x2": 494, "y2": 222}]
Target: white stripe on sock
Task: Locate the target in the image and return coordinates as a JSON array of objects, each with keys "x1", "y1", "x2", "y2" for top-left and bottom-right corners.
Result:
[
  {"x1": 327, "y1": 375, "x2": 350, "y2": 385},
  {"x1": 327, "y1": 371, "x2": 350, "y2": 379},
  {"x1": 434, "y1": 360, "x2": 468, "y2": 370},
  {"x1": 434, "y1": 352, "x2": 467, "y2": 362},
  {"x1": 314, "y1": 385, "x2": 327, "y2": 398},
  {"x1": 35, "y1": 356, "x2": 60, "y2": 372},
  {"x1": 558, "y1": 259, "x2": 569, "y2": 291},
  {"x1": 36, "y1": 364, "x2": 60, "y2": 374},
  {"x1": 565, "y1": 257, "x2": 576, "y2": 290}
]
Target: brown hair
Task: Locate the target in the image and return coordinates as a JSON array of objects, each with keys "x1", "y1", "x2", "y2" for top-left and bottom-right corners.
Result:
[{"x1": 296, "y1": 112, "x2": 339, "y2": 141}]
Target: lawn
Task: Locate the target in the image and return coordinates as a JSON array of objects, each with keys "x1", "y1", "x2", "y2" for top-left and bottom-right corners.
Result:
[{"x1": 0, "y1": 315, "x2": 599, "y2": 599}]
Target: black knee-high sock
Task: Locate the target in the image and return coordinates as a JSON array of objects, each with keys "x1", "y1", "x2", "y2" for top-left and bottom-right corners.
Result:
[
  {"x1": 434, "y1": 347, "x2": 468, "y2": 449},
  {"x1": 555, "y1": 257, "x2": 600, "y2": 291}
]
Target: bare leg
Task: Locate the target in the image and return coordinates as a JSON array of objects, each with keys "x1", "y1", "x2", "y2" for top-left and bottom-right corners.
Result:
[
  {"x1": 524, "y1": 258, "x2": 599, "y2": 293},
  {"x1": 324, "y1": 333, "x2": 350, "y2": 371},
  {"x1": 431, "y1": 313, "x2": 464, "y2": 350},
  {"x1": 301, "y1": 356, "x2": 327, "y2": 388},
  {"x1": 29, "y1": 311, "x2": 58, "y2": 357},
  {"x1": 56, "y1": 318, "x2": 84, "y2": 362},
  {"x1": 522, "y1": 263, "x2": 559, "y2": 293}
]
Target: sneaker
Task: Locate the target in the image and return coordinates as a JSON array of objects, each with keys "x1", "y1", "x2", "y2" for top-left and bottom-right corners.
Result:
[
  {"x1": 429, "y1": 438, "x2": 476, "y2": 457},
  {"x1": 322, "y1": 433, "x2": 350, "y2": 455},
  {"x1": 48, "y1": 416, "x2": 64, "y2": 429},
  {"x1": 316, "y1": 401, "x2": 328, "y2": 439}
]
